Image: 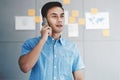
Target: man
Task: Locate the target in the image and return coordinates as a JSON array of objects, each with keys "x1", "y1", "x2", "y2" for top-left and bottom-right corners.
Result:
[{"x1": 18, "y1": 1, "x2": 85, "y2": 80}]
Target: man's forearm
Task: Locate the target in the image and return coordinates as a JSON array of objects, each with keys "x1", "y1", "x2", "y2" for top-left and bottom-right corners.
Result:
[{"x1": 73, "y1": 70, "x2": 84, "y2": 80}]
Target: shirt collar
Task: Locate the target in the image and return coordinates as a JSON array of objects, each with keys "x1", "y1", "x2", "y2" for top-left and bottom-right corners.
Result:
[
  {"x1": 47, "y1": 36, "x2": 64, "y2": 46},
  {"x1": 59, "y1": 36, "x2": 64, "y2": 46}
]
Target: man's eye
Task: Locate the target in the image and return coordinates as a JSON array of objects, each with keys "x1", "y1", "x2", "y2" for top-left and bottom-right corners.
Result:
[
  {"x1": 52, "y1": 16, "x2": 57, "y2": 18},
  {"x1": 61, "y1": 15, "x2": 64, "y2": 18}
]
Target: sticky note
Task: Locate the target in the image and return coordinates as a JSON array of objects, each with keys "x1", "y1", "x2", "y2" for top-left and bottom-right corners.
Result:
[
  {"x1": 35, "y1": 16, "x2": 41, "y2": 23},
  {"x1": 90, "y1": 8, "x2": 98, "y2": 14},
  {"x1": 28, "y1": 9, "x2": 35, "y2": 16},
  {"x1": 102, "y1": 29, "x2": 110, "y2": 37},
  {"x1": 68, "y1": 17, "x2": 76, "y2": 23},
  {"x1": 78, "y1": 18, "x2": 85, "y2": 25},
  {"x1": 63, "y1": 0, "x2": 70, "y2": 4},
  {"x1": 72, "y1": 10, "x2": 79, "y2": 17}
]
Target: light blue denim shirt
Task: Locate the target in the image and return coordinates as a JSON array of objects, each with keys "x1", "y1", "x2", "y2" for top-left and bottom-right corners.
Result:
[{"x1": 21, "y1": 36, "x2": 85, "y2": 80}]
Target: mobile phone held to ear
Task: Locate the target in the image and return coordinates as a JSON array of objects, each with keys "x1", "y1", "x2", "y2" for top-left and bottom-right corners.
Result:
[
  {"x1": 42, "y1": 18, "x2": 48, "y2": 26},
  {"x1": 42, "y1": 18, "x2": 52, "y2": 36}
]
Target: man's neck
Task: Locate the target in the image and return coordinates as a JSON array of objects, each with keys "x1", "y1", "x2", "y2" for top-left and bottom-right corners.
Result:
[{"x1": 51, "y1": 32, "x2": 61, "y2": 40}]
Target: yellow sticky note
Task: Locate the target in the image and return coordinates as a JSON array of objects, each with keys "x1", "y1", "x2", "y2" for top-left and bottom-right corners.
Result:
[
  {"x1": 90, "y1": 8, "x2": 98, "y2": 14},
  {"x1": 28, "y1": 9, "x2": 35, "y2": 16},
  {"x1": 63, "y1": 0, "x2": 70, "y2": 4},
  {"x1": 102, "y1": 29, "x2": 110, "y2": 37},
  {"x1": 72, "y1": 10, "x2": 79, "y2": 17},
  {"x1": 78, "y1": 18, "x2": 85, "y2": 25},
  {"x1": 35, "y1": 16, "x2": 41, "y2": 23},
  {"x1": 68, "y1": 17, "x2": 76, "y2": 23}
]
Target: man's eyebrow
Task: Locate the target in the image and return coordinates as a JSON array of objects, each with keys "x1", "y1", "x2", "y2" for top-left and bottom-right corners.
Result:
[
  {"x1": 50, "y1": 12, "x2": 64, "y2": 15},
  {"x1": 50, "y1": 13, "x2": 57, "y2": 15}
]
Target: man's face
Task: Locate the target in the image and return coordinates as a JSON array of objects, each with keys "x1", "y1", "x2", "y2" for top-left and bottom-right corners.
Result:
[{"x1": 46, "y1": 7, "x2": 64, "y2": 33}]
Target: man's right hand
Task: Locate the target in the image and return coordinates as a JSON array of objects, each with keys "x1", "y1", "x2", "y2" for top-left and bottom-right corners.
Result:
[{"x1": 40, "y1": 25, "x2": 52, "y2": 42}]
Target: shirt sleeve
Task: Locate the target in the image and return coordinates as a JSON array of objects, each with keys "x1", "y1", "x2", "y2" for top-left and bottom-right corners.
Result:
[
  {"x1": 21, "y1": 40, "x2": 32, "y2": 56},
  {"x1": 72, "y1": 44, "x2": 85, "y2": 72}
]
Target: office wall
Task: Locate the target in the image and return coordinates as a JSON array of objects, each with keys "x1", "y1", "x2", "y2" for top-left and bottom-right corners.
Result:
[{"x1": 0, "y1": 0, "x2": 120, "y2": 80}]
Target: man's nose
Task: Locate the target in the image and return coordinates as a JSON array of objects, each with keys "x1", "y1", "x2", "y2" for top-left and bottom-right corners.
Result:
[{"x1": 57, "y1": 16, "x2": 62, "y2": 22}]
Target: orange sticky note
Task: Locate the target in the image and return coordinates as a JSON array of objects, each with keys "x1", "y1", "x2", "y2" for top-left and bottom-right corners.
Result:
[
  {"x1": 68, "y1": 17, "x2": 76, "y2": 23},
  {"x1": 78, "y1": 18, "x2": 85, "y2": 25},
  {"x1": 90, "y1": 8, "x2": 98, "y2": 14},
  {"x1": 102, "y1": 29, "x2": 110, "y2": 37},
  {"x1": 35, "y1": 16, "x2": 41, "y2": 23},
  {"x1": 72, "y1": 10, "x2": 79, "y2": 17},
  {"x1": 28, "y1": 9, "x2": 35, "y2": 16},
  {"x1": 63, "y1": 0, "x2": 70, "y2": 4}
]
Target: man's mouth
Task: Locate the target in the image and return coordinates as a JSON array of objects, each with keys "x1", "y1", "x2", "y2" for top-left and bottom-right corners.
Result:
[{"x1": 56, "y1": 25, "x2": 63, "y2": 27}]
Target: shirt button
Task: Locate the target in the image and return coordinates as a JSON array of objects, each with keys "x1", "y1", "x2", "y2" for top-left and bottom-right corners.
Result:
[
  {"x1": 54, "y1": 66, "x2": 56, "y2": 69},
  {"x1": 54, "y1": 55, "x2": 56, "y2": 58},
  {"x1": 54, "y1": 45, "x2": 56, "y2": 47},
  {"x1": 54, "y1": 77, "x2": 56, "y2": 80},
  {"x1": 52, "y1": 38, "x2": 54, "y2": 40}
]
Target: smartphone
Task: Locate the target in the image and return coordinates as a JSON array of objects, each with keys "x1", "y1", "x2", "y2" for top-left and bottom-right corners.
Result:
[
  {"x1": 42, "y1": 18, "x2": 52, "y2": 36},
  {"x1": 42, "y1": 18, "x2": 48, "y2": 26}
]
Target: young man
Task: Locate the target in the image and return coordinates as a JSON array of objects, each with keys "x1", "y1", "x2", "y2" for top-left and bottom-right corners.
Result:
[{"x1": 18, "y1": 1, "x2": 85, "y2": 80}]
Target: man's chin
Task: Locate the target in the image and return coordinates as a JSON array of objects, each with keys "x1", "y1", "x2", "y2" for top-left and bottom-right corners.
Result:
[
  {"x1": 53, "y1": 28, "x2": 62, "y2": 33},
  {"x1": 53, "y1": 30, "x2": 62, "y2": 33}
]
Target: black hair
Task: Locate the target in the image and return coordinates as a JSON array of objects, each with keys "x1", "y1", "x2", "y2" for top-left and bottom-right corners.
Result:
[{"x1": 41, "y1": 1, "x2": 64, "y2": 18}]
